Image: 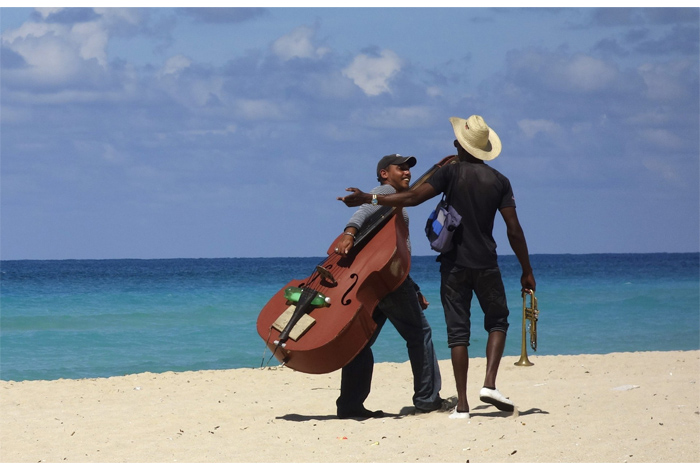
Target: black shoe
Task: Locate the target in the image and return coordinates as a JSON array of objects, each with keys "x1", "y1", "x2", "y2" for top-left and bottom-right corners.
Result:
[
  {"x1": 415, "y1": 397, "x2": 445, "y2": 413},
  {"x1": 337, "y1": 407, "x2": 384, "y2": 419}
]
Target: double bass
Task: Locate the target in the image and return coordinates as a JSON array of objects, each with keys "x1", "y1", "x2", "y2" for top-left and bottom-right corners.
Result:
[{"x1": 256, "y1": 155, "x2": 458, "y2": 374}]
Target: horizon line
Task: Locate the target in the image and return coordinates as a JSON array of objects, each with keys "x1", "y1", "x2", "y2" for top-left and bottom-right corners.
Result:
[{"x1": 2, "y1": 251, "x2": 699, "y2": 263}]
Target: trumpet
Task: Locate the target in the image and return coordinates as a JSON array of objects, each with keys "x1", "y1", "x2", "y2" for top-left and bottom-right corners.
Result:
[{"x1": 514, "y1": 289, "x2": 539, "y2": 367}]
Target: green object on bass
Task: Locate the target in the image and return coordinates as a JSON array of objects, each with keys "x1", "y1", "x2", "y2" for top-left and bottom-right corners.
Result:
[{"x1": 284, "y1": 287, "x2": 331, "y2": 307}]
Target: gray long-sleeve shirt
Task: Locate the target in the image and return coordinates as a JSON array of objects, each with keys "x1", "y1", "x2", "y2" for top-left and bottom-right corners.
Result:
[{"x1": 345, "y1": 183, "x2": 411, "y2": 253}]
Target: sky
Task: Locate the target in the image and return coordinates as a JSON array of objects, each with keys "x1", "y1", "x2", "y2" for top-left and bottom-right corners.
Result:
[{"x1": 1, "y1": 5, "x2": 698, "y2": 260}]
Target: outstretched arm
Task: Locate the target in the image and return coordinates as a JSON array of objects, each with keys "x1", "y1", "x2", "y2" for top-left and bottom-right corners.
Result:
[
  {"x1": 500, "y1": 206, "x2": 536, "y2": 293},
  {"x1": 338, "y1": 183, "x2": 438, "y2": 208}
]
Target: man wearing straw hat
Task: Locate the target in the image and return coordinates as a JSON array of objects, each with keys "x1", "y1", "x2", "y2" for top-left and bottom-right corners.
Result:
[{"x1": 338, "y1": 115, "x2": 536, "y2": 419}]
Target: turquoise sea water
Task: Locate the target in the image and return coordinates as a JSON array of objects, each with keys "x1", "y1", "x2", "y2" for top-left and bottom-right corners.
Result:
[{"x1": 1, "y1": 253, "x2": 698, "y2": 382}]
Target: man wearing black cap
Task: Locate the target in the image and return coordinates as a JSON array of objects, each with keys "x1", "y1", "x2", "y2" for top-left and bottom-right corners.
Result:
[{"x1": 334, "y1": 154, "x2": 443, "y2": 419}]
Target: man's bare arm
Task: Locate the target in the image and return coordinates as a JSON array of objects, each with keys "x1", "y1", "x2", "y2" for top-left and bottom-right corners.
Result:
[
  {"x1": 500, "y1": 206, "x2": 536, "y2": 292},
  {"x1": 338, "y1": 184, "x2": 438, "y2": 208}
]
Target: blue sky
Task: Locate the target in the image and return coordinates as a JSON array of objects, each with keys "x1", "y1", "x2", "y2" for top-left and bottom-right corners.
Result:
[{"x1": 1, "y1": 6, "x2": 698, "y2": 260}]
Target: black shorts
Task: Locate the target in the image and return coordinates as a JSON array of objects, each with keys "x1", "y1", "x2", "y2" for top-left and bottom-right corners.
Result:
[{"x1": 439, "y1": 265, "x2": 510, "y2": 348}]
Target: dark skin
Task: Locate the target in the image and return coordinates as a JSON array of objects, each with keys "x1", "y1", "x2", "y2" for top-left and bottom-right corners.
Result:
[{"x1": 339, "y1": 142, "x2": 536, "y2": 414}]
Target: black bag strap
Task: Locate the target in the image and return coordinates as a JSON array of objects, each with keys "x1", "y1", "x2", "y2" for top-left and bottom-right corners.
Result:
[{"x1": 443, "y1": 164, "x2": 457, "y2": 205}]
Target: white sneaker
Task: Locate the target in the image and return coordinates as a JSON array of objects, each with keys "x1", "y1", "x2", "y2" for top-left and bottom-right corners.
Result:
[
  {"x1": 448, "y1": 407, "x2": 470, "y2": 419},
  {"x1": 479, "y1": 387, "x2": 515, "y2": 412}
]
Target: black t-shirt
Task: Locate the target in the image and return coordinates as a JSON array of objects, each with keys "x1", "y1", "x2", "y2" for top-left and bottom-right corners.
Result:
[{"x1": 427, "y1": 160, "x2": 516, "y2": 269}]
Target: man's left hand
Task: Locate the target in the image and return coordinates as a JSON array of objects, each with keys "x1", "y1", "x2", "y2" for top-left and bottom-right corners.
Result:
[
  {"x1": 417, "y1": 292, "x2": 429, "y2": 310},
  {"x1": 338, "y1": 188, "x2": 368, "y2": 207}
]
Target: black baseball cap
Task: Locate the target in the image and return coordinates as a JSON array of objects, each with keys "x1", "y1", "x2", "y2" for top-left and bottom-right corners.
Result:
[{"x1": 376, "y1": 154, "x2": 417, "y2": 177}]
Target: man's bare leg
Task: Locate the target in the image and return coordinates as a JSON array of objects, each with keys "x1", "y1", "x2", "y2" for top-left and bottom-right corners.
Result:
[
  {"x1": 480, "y1": 330, "x2": 515, "y2": 412},
  {"x1": 483, "y1": 330, "x2": 505, "y2": 389},
  {"x1": 451, "y1": 345, "x2": 469, "y2": 412}
]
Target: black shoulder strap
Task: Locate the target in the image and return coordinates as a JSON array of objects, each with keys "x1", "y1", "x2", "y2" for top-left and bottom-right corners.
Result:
[{"x1": 443, "y1": 162, "x2": 458, "y2": 205}]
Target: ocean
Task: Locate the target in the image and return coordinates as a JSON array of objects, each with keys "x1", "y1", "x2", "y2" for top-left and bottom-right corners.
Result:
[{"x1": 1, "y1": 253, "x2": 698, "y2": 382}]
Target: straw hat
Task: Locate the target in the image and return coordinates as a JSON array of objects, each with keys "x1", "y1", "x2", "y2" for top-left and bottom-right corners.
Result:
[{"x1": 449, "y1": 115, "x2": 502, "y2": 161}]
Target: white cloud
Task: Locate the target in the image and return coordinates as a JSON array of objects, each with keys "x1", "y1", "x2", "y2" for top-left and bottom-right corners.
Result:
[
  {"x1": 161, "y1": 54, "x2": 192, "y2": 76},
  {"x1": 184, "y1": 124, "x2": 237, "y2": 136},
  {"x1": 639, "y1": 59, "x2": 694, "y2": 102},
  {"x1": 342, "y1": 49, "x2": 402, "y2": 96},
  {"x1": 102, "y1": 143, "x2": 128, "y2": 164},
  {"x1": 360, "y1": 106, "x2": 433, "y2": 129},
  {"x1": 562, "y1": 55, "x2": 617, "y2": 92},
  {"x1": 72, "y1": 21, "x2": 109, "y2": 66},
  {"x1": 2, "y1": 23, "x2": 76, "y2": 84},
  {"x1": 92, "y1": 7, "x2": 142, "y2": 27},
  {"x1": 426, "y1": 86, "x2": 442, "y2": 97},
  {"x1": 642, "y1": 128, "x2": 684, "y2": 151},
  {"x1": 508, "y1": 49, "x2": 619, "y2": 94},
  {"x1": 158, "y1": 71, "x2": 225, "y2": 108},
  {"x1": 34, "y1": 7, "x2": 63, "y2": 20},
  {"x1": 7, "y1": 89, "x2": 127, "y2": 105},
  {"x1": 235, "y1": 99, "x2": 285, "y2": 120},
  {"x1": 312, "y1": 70, "x2": 358, "y2": 99},
  {"x1": 271, "y1": 25, "x2": 329, "y2": 61},
  {"x1": 518, "y1": 119, "x2": 561, "y2": 139},
  {"x1": 189, "y1": 77, "x2": 225, "y2": 107},
  {"x1": 1, "y1": 15, "x2": 110, "y2": 87},
  {"x1": 642, "y1": 158, "x2": 683, "y2": 187}
]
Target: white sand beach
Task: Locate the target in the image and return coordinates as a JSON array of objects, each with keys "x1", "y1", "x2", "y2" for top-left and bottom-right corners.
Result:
[{"x1": 1, "y1": 350, "x2": 698, "y2": 463}]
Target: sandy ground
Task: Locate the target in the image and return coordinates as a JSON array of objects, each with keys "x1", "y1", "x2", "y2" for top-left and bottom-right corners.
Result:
[{"x1": 1, "y1": 350, "x2": 698, "y2": 463}]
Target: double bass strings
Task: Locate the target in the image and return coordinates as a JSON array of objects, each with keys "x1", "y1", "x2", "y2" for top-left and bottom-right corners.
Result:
[{"x1": 257, "y1": 253, "x2": 340, "y2": 370}]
